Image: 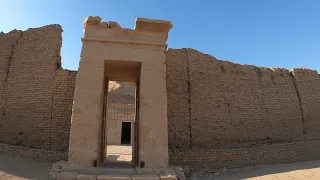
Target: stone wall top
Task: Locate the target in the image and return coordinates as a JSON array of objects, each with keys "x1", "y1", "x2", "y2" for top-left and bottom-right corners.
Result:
[{"x1": 82, "y1": 16, "x2": 173, "y2": 47}]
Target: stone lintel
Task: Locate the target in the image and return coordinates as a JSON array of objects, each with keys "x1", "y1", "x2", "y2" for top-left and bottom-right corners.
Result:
[
  {"x1": 134, "y1": 18, "x2": 172, "y2": 34},
  {"x1": 134, "y1": 18, "x2": 172, "y2": 41},
  {"x1": 81, "y1": 37, "x2": 168, "y2": 50}
]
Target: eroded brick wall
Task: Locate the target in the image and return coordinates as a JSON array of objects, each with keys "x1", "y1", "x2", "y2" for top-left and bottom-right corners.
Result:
[
  {"x1": 188, "y1": 49, "x2": 305, "y2": 147},
  {"x1": 166, "y1": 48, "x2": 320, "y2": 168},
  {"x1": 169, "y1": 139, "x2": 320, "y2": 169},
  {"x1": 292, "y1": 69, "x2": 320, "y2": 140},
  {"x1": 51, "y1": 70, "x2": 77, "y2": 151},
  {"x1": 0, "y1": 25, "x2": 76, "y2": 153},
  {"x1": 166, "y1": 49, "x2": 191, "y2": 149}
]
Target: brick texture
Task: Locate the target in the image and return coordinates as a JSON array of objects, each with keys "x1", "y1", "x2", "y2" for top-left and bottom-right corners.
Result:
[
  {"x1": 166, "y1": 48, "x2": 320, "y2": 169},
  {"x1": 169, "y1": 139, "x2": 320, "y2": 169},
  {"x1": 166, "y1": 49, "x2": 190, "y2": 149},
  {"x1": 51, "y1": 70, "x2": 77, "y2": 151},
  {"x1": 292, "y1": 69, "x2": 320, "y2": 140},
  {"x1": 0, "y1": 143, "x2": 67, "y2": 162},
  {"x1": 0, "y1": 25, "x2": 76, "y2": 154},
  {"x1": 188, "y1": 48, "x2": 304, "y2": 147}
]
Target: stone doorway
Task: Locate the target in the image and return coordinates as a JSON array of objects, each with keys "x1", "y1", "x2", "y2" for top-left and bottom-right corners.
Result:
[
  {"x1": 68, "y1": 16, "x2": 172, "y2": 168},
  {"x1": 103, "y1": 80, "x2": 138, "y2": 166}
]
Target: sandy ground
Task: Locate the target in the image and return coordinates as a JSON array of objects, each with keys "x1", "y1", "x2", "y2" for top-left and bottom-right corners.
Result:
[
  {"x1": 0, "y1": 154, "x2": 51, "y2": 180},
  {"x1": 2, "y1": 153, "x2": 320, "y2": 180},
  {"x1": 105, "y1": 145, "x2": 132, "y2": 163},
  {"x1": 188, "y1": 160, "x2": 320, "y2": 180}
]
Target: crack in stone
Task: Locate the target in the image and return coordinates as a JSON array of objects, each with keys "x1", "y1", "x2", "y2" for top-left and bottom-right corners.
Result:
[
  {"x1": 290, "y1": 71, "x2": 307, "y2": 140},
  {"x1": 1, "y1": 31, "x2": 23, "y2": 129}
]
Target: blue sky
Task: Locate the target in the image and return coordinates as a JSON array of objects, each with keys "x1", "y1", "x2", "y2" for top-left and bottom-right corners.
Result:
[{"x1": 1, "y1": 0, "x2": 319, "y2": 71}]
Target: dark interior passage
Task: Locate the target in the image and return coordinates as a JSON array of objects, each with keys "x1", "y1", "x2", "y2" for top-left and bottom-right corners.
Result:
[{"x1": 121, "y1": 122, "x2": 131, "y2": 145}]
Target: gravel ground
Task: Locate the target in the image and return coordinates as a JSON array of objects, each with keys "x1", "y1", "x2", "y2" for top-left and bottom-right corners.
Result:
[
  {"x1": 2, "y1": 154, "x2": 320, "y2": 180},
  {"x1": 188, "y1": 159, "x2": 320, "y2": 180},
  {"x1": 0, "y1": 154, "x2": 51, "y2": 180}
]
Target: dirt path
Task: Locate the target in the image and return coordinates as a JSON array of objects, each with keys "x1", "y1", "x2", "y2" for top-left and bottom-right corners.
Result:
[
  {"x1": 188, "y1": 159, "x2": 320, "y2": 180},
  {"x1": 0, "y1": 154, "x2": 51, "y2": 180},
  {"x1": 1, "y1": 153, "x2": 320, "y2": 180}
]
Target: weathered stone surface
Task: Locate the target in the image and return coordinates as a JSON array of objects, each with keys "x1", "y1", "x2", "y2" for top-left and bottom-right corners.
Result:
[
  {"x1": 77, "y1": 174, "x2": 98, "y2": 180},
  {"x1": 57, "y1": 172, "x2": 79, "y2": 180},
  {"x1": 108, "y1": 21, "x2": 121, "y2": 28},
  {"x1": 98, "y1": 22, "x2": 109, "y2": 28},
  {"x1": 97, "y1": 174, "x2": 132, "y2": 180},
  {"x1": 132, "y1": 175, "x2": 159, "y2": 180},
  {"x1": 159, "y1": 175, "x2": 177, "y2": 180},
  {"x1": 0, "y1": 25, "x2": 76, "y2": 153},
  {"x1": 84, "y1": 16, "x2": 101, "y2": 26}
]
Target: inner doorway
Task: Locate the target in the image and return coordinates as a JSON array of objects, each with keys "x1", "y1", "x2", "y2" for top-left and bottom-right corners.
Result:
[
  {"x1": 104, "y1": 81, "x2": 137, "y2": 165},
  {"x1": 121, "y1": 122, "x2": 132, "y2": 145}
]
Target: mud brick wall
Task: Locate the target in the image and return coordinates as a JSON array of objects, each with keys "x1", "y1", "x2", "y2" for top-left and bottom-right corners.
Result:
[
  {"x1": 166, "y1": 48, "x2": 320, "y2": 169},
  {"x1": 292, "y1": 69, "x2": 320, "y2": 140},
  {"x1": 0, "y1": 30, "x2": 23, "y2": 140},
  {"x1": 187, "y1": 48, "x2": 305, "y2": 147},
  {"x1": 0, "y1": 143, "x2": 67, "y2": 162},
  {"x1": 166, "y1": 48, "x2": 307, "y2": 148},
  {"x1": 166, "y1": 49, "x2": 191, "y2": 148},
  {"x1": 51, "y1": 70, "x2": 77, "y2": 151},
  {"x1": 169, "y1": 139, "x2": 320, "y2": 169},
  {"x1": 0, "y1": 25, "x2": 76, "y2": 152}
]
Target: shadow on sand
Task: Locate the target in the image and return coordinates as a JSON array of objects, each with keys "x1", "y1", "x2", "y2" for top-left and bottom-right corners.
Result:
[
  {"x1": 191, "y1": 160, "x2": 320, "y2": 180},
  {"x1": 0, "y1": 154, "x2": 51, "y2": 179}
]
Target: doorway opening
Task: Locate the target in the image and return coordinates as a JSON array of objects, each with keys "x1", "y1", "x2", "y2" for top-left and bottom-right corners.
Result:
[
  {"x1": 121, "y1": 122, "x2": 132, "y2": 145},
  {"x1": 101, "y1": 60, "x2": 141, "y2": 167}
]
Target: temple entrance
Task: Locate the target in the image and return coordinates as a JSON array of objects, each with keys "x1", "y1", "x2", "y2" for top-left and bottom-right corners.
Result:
[
  {"x1": 101, "y1": 60, "x2": 141, "y2": 166},
  {"x1": 68, "y1": 16, "x2": 171, "y2": 168}
]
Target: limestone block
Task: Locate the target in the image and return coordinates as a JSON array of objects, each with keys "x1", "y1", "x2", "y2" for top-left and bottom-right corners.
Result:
[
  {"x1": 159, "y1": 175, "x2": 177, "y2": 180},
  {"x1": 109, "y1": 21, "x2": 121, "y2": 28},
  {"x1": 132, "y1": 175, "x2": 159, "y2": 180},
  {"x1": 77, "y1": 174, "x2": 98, "y2": 180},
  {"x1": 97, "y1": 174, "x2": 132, "y2": 180},
  {"x1": 84, "y1": 16, "x2": 102, "y2": 26},
  {"x1": 98, "y1": 22, "x2": 109, "y2": 28},
  {"x1": 57, "y1": 172, "x2": 79, "y2": 180}
]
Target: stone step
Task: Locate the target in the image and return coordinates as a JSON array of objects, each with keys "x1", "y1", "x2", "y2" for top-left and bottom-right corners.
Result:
[
  {"x1": 62, "y1": 166, "x2": 136, "y2": 175},
  {"x1": 57, "y1": 172, "x2": 177, "y2": 180}
]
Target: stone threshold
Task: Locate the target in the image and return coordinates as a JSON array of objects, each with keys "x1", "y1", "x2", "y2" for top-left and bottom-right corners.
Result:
[
  {"x1": 50, "y1": 161, "x2": 184, "y2": 180},
  {"x1": 56, "y1": 172, "x2": 176, "y2": 180}
]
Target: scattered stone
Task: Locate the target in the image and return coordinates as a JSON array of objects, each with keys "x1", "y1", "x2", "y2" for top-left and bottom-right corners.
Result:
[
  {"x1": 160, "y1": 174, "x2": 177, "y2": 180},
  {"x1": 52, "y1": 160, "x2": 67, "y2": 170},
  {"x1": 222, "y1": 167, "x2": 227, "y2": 173}
]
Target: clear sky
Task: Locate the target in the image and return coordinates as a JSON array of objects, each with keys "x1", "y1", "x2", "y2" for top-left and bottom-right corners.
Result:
[{"x1": 1, "y1": 0, "x2": 319, "y2": 71}]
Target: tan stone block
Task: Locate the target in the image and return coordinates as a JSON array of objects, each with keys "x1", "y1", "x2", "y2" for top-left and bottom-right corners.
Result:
[
  {"x1": 159, "y1": 175, "x2": 176, "y2": 180},
  {"x1": 108, "y1": 21, "x2": 121, "y2": 28},
  {"x1": 57, "y1": 172, "x2": 79, "y2": 180},
  {"x1": 97, "y1": 174, "x2": 132, "y2": 180},
  {"x1": 132, "y1": 175, "x2": 159, "y2": 180},
  {"x1": 84, "y1": 16, "x2": 102, "y2": 26},
  {"x1": 98, "y1": 22, "x2": 109, "y2": 28},
  {"x1": 77, "y1": 174, "x2": 97, "y2": 180}
]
